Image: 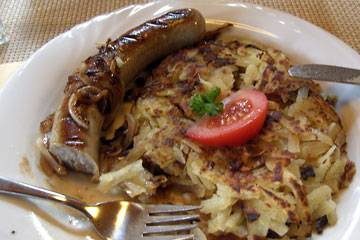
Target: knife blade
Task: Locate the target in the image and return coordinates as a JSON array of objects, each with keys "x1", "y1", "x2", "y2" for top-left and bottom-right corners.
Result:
[{"x1": 288, "y1": 64, "x2": 360, "y2": 85}]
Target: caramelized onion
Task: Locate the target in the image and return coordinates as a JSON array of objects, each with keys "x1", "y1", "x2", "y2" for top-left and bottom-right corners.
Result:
[
  {"x1": 101, "y1": 112, "x2": 137, "y2": 157},
  {"x1": 123, "y1": 113, "x2": 137, "y2": 149},
  {"x1": 101, "y1": 126, "x2": 127, "y2": 157},
  {"x1": 105, "y1": 146, "x2": 123, "y2": 157},
  {"x1": 68, "y1": 93, "x2": 89, "y2": 129},
  {"x1": 77, "y1": 86, "x2": 108, "y2": 104},
  {"x1": 68, "y1": 85, "x2": 112, "y2": 128},
  {"x1": 110, "y1": 59, "x2": 117, "y2": 75},
  {"x1": 39, "y1": 113, "x2": 54, "y2": 134},
  {"x1": 78, "y1": 72, "x2": 94, "y2": 87}
]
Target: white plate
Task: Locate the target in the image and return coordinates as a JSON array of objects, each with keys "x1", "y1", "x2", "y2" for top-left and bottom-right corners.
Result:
[{"x1": 1, "y1": 0, "x2": 360, "y2": 239}]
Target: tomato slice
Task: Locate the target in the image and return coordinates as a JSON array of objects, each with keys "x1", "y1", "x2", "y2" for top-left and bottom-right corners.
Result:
[{"x1": 187, "y1": 89, "x2": 268, "y2": 147}]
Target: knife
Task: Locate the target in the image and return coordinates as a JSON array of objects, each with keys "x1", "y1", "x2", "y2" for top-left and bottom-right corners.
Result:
[{"x1": 288, "y1": 64, "x2": 360, "y2": 85}]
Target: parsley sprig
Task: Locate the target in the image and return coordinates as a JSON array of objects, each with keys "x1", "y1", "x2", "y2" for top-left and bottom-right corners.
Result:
[{"x1": 190, "y1": 87, "x2": 224, "y2": 117}]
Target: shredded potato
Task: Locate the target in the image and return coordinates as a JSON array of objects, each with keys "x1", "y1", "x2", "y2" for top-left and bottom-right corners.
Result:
[{"x1": 95, "y1": 39, "x2": 355, "y2": 239}]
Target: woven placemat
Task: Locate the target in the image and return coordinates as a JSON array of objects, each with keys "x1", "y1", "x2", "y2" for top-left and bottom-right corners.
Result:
[{"x1": 0, "y1": 0, "x2": 359, "y2": 63}]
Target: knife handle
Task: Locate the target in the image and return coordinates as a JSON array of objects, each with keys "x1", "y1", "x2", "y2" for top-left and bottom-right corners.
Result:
[{"x1": 288, "y1": 64, "x2": 360, "y2": 85}]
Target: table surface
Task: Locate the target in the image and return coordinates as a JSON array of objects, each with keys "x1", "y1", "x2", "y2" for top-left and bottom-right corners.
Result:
[{"x1": 0, "y1": 0, "x2": 359, "y2": 85}]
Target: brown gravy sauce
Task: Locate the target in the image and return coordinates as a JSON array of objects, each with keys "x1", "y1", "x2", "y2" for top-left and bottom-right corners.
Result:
[{"x1": 19, "y1": 156, "x2": 32, "y2": 176}]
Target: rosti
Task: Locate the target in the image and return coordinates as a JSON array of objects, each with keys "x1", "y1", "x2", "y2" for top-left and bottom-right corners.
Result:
[
  {"x1": 40, "y1": 36, "x2": 355, "y2": 239},
  {"x1": 95, "y1": 38, "x2": 355, "y2": 239}
]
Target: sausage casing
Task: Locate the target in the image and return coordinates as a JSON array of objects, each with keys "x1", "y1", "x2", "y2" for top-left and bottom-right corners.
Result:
[{"x1": 48, "y1": 9, "x2": 206, "y2": 176}]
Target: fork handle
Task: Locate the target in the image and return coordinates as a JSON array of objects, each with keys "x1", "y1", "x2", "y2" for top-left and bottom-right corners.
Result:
[{"x1": 0, "y1": 176, "x2": 89, "y2": 216}]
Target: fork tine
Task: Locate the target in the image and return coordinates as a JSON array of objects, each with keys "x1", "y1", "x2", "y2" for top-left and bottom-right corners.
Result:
[
  {"x1": 142, "y1": 234, "x2": 195, "y2": 240},
  {"x1": 147, "y1": 214, "x2": 200, "y2": 224},
  {"x1": 144, "y1": 223, "x2": 198, "y2": 234},
  {"x1": 146, "y1": 204, "x2": 201, "y2": 214}
]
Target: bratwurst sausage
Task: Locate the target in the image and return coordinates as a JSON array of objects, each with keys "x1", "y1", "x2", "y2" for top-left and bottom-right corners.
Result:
[{"x1": 48, "y1": 9, "x2": 206, "y2": 177}]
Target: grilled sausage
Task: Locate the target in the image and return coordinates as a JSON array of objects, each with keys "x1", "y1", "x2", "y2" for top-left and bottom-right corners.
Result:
[{"x1": 48, "y1": 9, "x2": 206, "y2": 177}]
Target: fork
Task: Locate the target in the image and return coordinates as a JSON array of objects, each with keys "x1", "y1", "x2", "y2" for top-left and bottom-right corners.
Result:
[{"x1": 0, "y1": 176, "x2": 200, "y2": 240}]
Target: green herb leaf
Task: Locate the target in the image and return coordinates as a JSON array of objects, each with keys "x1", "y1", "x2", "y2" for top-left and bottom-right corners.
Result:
[{"x1": 190, "y1": 87, "x2": 224, "y2": 116}]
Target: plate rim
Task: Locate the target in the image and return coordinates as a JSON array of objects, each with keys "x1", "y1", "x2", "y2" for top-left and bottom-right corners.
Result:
[{"x1": 0, "y1": 1, "x2": 359, "y2": 239}]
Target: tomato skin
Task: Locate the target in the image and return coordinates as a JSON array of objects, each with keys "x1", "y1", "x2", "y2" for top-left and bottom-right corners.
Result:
[{"x1": 186, "y1": 89, "x2": 268, "y2": 147}]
